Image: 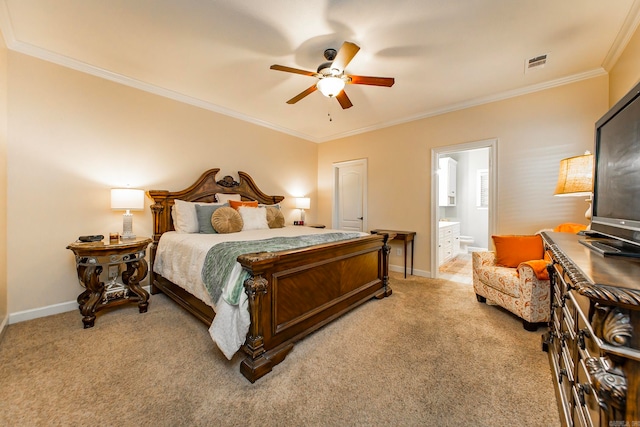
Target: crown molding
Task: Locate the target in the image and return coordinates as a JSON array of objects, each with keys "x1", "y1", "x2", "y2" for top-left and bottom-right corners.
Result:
[
  {"x1": 2, "y1": 31, "x2": 609, "y2": 145},
  {"x1": 316, "y1": 68, "x2": 608, "y2": 143},
  {"x1": 11, "y1": 41, "x2": 318, "y2": 141},
  {"x1": 0, "y1": 1, "x2": 318, "y2": 142},
  {"x1": 602, "y1": 0, "x2": 640, "y2": 71},
  {"x1": 0, "y1": 0, "x2": 617, "y2": 144}
]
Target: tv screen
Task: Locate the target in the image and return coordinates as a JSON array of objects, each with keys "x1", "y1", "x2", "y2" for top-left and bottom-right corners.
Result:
[{"x1": 591, "y1": 80, "x2": 640, "y2": 251}]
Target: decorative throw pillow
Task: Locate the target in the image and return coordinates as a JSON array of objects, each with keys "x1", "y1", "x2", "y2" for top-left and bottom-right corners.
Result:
[
  {"x1": 229, "y1": 200, "x2": 259, "y2": 210},
  {"x1": 194, "y1": 203, "x2": 228, "y2": 234},
  {"x1": 238, "y1": 206, "x2": 269, "y2": 231},
  {"x1": 266, "y1": 206, "x2": 285, "y2": 228},
  {"x1": 211, "y1": 207, "x2": 243, "y2": 234},
  {"x1": 173, "y1": 199, "x2": 221, "y2": 233},
  {"x1": 492, "y1": 234, "x2": 544, "y2": 268},
  {"x1": 215, "y1": 193, "x2": 242, "y2": 203},
  {"x1": 259, "y1": 203, "x2": 281, "y2": 209}
]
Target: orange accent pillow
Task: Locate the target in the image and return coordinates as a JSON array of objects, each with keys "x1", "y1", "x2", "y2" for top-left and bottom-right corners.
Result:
[
  {"x1": 553, "y1": 223, "x2": 588, "y2": 233},
  {"x1": 492, "y1": 235, "x2": 544, "y2": 268},
  {"x1": 229, "y1": 200, "x2": 258, "y2": 210}
]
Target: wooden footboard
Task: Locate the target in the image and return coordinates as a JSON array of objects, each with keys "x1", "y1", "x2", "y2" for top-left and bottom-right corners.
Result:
[
  {"x1": 238, "y1": 232, "x2": 392, "y2": 382},
  {"x1": 151, "y1": 232, "x2": 391, "y2": 382}
]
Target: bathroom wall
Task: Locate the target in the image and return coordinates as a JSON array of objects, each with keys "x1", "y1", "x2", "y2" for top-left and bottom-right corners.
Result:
[{"x1": 459, "y1": 149, "x2": 489, "y2": 250}]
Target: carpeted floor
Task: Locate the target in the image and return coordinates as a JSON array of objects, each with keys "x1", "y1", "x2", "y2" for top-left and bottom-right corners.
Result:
[{"x1": 0, "y1": 272, "x2": 559, "y2": 427}]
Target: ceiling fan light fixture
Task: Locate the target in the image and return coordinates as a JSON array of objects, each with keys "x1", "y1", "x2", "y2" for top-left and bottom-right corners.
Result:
[
  {"x1": 271, "y1": 41, "x2": 393, "y2": 109},
  {"x1": 316, "y1": 77, "x2": 345, "y2": 98}
]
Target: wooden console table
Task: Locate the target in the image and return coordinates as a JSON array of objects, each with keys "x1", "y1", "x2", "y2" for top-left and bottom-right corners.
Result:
[
  {"x1": 371, "y1": 229, "x2": 416, "y2": 278},
  {"x1": 541, "y1": 231, "x2": 640, "y2": 426}
]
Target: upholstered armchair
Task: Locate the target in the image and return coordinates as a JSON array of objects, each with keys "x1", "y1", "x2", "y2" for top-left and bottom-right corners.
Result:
[{"x1": 472, "y1": 235, "x2": 551, "y2": 331}]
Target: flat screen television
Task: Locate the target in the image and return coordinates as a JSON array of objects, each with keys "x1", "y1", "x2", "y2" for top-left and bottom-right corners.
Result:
[{"x1": 585, "y1": 79, "x2": 640, "y2": 257}]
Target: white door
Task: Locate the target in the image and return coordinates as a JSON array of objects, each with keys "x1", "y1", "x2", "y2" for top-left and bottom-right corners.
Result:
[{"x1": 333, "y1": 159, "x2": 367, "y2": 231}]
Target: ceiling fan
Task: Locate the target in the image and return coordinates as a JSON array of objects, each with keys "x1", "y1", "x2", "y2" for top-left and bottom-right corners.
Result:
[{"x1": 270, "y1": 41, "x2": 395, "y2": 109}]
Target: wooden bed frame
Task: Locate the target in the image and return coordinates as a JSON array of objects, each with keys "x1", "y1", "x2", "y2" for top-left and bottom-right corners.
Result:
[{"x1": 147, "y1": 169, "x2": 392, "y2": 382}]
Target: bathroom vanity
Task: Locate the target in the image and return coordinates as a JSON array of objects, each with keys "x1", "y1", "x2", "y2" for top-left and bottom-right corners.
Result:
[{"x1": 438, "y1": 221, "x2": 460, "y2": 265}]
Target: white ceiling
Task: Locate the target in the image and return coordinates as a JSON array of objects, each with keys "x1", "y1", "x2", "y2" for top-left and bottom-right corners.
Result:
[{"x1": 1, "y1": 0, "x2": 639, "y2": 142}]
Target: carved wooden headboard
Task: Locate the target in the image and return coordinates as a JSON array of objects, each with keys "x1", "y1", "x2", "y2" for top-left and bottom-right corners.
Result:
[{"x1": 147, "y1": 169, "x2": 285, "y2": 244}]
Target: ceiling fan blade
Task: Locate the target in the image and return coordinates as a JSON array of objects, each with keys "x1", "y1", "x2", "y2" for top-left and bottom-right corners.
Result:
[
  {"x1": 286, "y1": 85, "x2": 318, "y2": 104},
  {"x1": 331, "y1": 42, "x2": 360, "y2": 71},
  {"x1": 348, "y1": 75, "x2": 395, "y2": 87},
  {"x1": 336, "y1": 90, "x2": 353, "y2": 109},
  {"x1": 270, "y1": 64, "x2": 317, "y2": 77}
]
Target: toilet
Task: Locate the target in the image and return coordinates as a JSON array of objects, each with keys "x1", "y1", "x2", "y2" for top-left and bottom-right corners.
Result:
[{"x1": 459, "y1": 236, "x2": 474, "y2": 254}]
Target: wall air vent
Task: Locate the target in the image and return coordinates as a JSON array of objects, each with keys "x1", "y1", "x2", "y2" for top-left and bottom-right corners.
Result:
[{"x1": 525, "y1": 54, "x2": 548, "y2": 73}]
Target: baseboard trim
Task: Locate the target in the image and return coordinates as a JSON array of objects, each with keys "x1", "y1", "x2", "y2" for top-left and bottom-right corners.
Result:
[
  {"x1": 389, "y1": 264, "x2": 430, "y2": 278},
  {"x1": 0, "y1": 314, "x2": 8, "y2": 343},
  {"x1": 9, "y1": 300, "x2": 78, "y2": 324},
  {"x1": 8, "y1": 285, "x2": 152, "y2": 324}
]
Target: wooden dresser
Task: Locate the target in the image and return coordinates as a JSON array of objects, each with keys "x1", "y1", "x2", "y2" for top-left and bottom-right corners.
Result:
[{"x1": 541, "y1": 232, "x2": 640, "y2": 426}]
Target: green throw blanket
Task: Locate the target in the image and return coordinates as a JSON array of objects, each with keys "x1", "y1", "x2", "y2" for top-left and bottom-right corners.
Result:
[{"x1": 202, "y1": 233, "x2": 362, "y2": 306}]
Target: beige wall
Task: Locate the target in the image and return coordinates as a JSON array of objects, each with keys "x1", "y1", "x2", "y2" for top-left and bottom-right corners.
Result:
[
  {"x1": 0, "y1": 32, "x2": 7, "y2": 331},
  {"x1": 5, "y1": 21, "x2": 640, "y2": 318},
  {"x1": 608, "y1": 22, "x2": 640, "y2": 106},
  {"x1": 318, "y1": 77, "x2": 609, "y2": 275},
  {"x1": 6, "y1": 52, "x2": 316, "y2": 315}
]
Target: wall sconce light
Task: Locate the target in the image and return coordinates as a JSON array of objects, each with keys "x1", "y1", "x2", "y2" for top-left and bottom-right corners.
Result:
[
  {"x1": 295, "y1": 197, "x2": 310, "y2": 224},
  {"x1": 111, "y1": 188, "x2": 145, "y2": 239}
]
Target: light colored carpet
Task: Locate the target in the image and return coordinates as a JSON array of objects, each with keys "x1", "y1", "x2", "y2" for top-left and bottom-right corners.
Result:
[{"x1": 0, "y1": 272, "x2": 559, "y2": 426}]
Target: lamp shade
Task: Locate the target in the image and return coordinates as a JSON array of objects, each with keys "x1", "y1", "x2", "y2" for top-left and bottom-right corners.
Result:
[
  {"x1": 316, "y1": 77, "x2": 345, "y2": 98},
  {"x1": 111, "y1": 188, "x2": 145, "y2": 211},
  {"x1": 295, "y1": 197, "x2": 310, "y2": 210},
  {"x1": 554, "y1": 153, "x2": 593, "y2": 197}
]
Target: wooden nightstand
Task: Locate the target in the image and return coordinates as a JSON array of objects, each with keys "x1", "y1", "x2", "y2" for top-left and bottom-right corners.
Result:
[{"x1": 66, "y1": 237, "x2": 152, "y2": 328}]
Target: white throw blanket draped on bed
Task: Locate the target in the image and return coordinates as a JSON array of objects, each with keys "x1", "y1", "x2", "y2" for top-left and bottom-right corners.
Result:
[{"x1": 153, "y1": 227, "x2": 367, "y2": 359}]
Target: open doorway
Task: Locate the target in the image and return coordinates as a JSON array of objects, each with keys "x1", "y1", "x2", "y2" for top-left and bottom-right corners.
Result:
[{"x1": 431, "y1": 139, "x2": 497, "y2": 281}]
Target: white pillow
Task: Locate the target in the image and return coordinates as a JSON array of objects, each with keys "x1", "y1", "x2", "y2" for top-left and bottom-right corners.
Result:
[
  {"x1": 216, "y1": 193, "x2": 242, "y2": 203},
  {"x1": 173, "y1": 199, "x2": 222, "y2": 233},
  {"x1": 238, "y1": 206, "x2": 269, "y2": 231},
  {"x1": 258, "y1": 203, "x2": 281, "y2": 209}
]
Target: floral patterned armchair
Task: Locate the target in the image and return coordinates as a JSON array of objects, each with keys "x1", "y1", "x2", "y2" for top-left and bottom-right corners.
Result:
[{"x1": 472, "y1": 235, "x2": 551, "y2": 331}]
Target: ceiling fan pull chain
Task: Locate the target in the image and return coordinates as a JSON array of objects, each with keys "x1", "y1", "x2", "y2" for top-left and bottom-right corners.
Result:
[{"x1": 328, "y1": 97, "x2": 333, "y2": 122}]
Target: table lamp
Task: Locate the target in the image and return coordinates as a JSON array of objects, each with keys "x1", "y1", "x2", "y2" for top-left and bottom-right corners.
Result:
[
  {"x1": 295, "y1": 197, "x2": 310, "y2": 224},
  {"x1": 111, "y1": 188, "x2": 145, "y2": 239},
  {"x1": 553, "y1": 151, "x2": 594, "y2": 221}
]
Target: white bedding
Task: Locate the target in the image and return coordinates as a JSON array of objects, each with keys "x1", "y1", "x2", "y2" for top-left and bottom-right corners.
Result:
[{"x1": 153, "y1": 226, "x2": 367, "y2": 359}]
